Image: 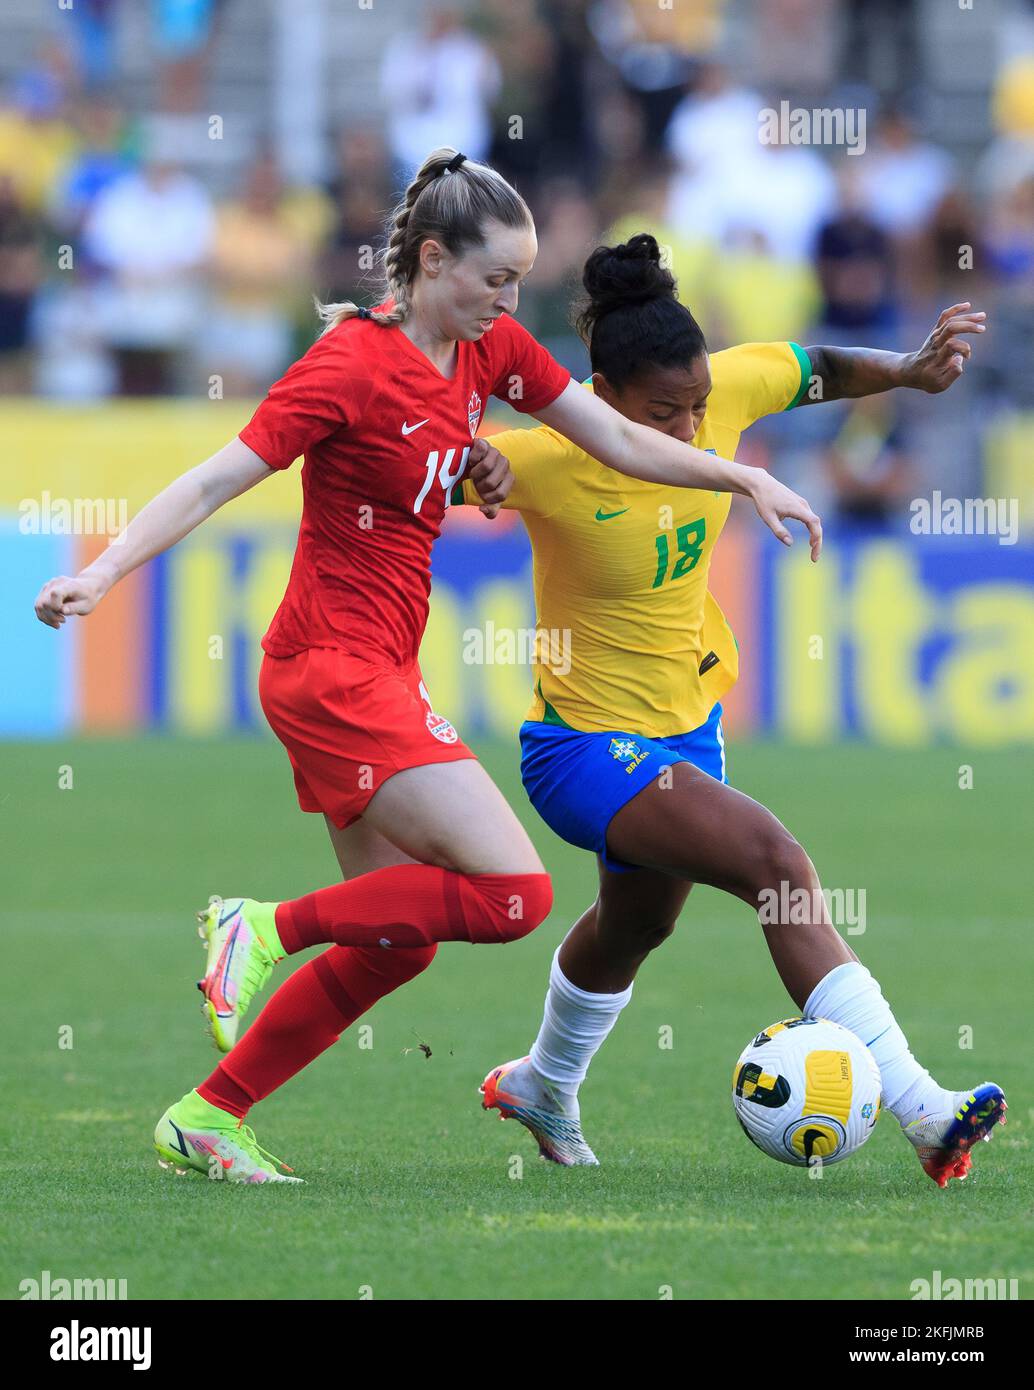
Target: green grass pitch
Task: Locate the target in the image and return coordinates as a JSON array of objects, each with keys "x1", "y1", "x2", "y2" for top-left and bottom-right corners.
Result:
[{"x1": 1, "y1": 733, "x2": 1030, "y2": 1301}]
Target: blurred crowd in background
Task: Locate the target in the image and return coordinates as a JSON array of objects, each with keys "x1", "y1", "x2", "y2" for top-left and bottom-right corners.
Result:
[{"x1": 2, "y1": 0, "x2": 1033, "y2": 523}]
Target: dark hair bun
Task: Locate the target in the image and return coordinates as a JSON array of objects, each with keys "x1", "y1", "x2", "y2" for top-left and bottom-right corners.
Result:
[
  {"x1": 575, "y1": 232, "x2": 705, "y2": 388},
  {"x1": 579, "y1": 234, "x2": 676, "y2": 335}
]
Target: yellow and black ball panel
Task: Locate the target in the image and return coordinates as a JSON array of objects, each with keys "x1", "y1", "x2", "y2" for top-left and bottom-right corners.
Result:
[
  {"x1": 783, "y1": 1117, "x2": 847, "y2": 1164},
  {"x1": 734, "y1": 1061, "x2": 792, "y2": 1108}
]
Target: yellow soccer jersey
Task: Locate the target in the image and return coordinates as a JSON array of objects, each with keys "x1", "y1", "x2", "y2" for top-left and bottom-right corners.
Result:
[{"x1": 458, "y1": 340, "x2": 810, "y2": 737}]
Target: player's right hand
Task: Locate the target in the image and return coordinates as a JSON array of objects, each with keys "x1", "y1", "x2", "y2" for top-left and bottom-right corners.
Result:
[
  {"x1": 467, "y1": 437, "x2": 514, "y2": 519},
  {"x1": 749, "y1": 471, "x2": 823, "y2": 562},
  {"x1": 34, "y1": 573, "x2": 109, "y2": 628}
]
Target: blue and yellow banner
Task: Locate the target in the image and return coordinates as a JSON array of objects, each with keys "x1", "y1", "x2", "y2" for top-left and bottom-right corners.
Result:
[{"x1": 3, "y1": 402, "x2": 1033, "y2": 744}]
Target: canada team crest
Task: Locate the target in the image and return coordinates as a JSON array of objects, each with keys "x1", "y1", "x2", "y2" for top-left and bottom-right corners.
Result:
[
  {"x1": 467, "y1": 389, "x2": 482, "y2": 438},
  {"x1": 426, "y1": 710, "x2": 459, "y2": 744}
]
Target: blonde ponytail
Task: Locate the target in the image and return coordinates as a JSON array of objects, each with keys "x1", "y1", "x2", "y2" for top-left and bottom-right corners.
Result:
[{"x1": 315, "y1": 146, "x2": 532, "y2": 335}]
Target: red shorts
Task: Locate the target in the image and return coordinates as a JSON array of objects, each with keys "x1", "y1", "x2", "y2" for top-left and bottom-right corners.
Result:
[{"x1": 258, "y1": 647, "x2": 476, "y2": 829}]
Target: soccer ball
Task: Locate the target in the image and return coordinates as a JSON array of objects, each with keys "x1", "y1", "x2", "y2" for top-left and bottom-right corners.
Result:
[{"x1": 732, "y1": 1017, "x2": 882, "y2": 1167}]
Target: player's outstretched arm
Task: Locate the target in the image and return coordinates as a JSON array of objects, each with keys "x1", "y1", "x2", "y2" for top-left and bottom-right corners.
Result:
[
  {"x1": 33, "y1": 437, "x2": 275, "y2": 628},
  {"x1": 803, "y1": 302, "x2": 987, "y2": 404},
  {"x1": 534, "y1": 378, "x2": 823, "y2": 559}
]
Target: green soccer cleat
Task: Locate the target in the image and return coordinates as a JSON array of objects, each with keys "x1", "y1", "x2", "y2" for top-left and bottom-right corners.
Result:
[
  {"x1": 154, "y1": 1090, "x2": 303, "y2": 1184},
  {"x1": 196, "y1": 895, "x2": 284, "y2": 1052}
]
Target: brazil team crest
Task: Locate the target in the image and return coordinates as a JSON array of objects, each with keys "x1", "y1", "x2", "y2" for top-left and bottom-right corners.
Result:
[
  {"x1": 467, "y1": 389, "x2": 482, "y2": 437},
  {"x1": 609, "y1": 737, "x2": 650, "y2": 773}
]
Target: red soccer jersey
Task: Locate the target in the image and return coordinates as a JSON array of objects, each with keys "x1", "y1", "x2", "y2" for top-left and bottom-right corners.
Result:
[{"x1": 239, "y1": 310, "x2": 570, "y2": 668}]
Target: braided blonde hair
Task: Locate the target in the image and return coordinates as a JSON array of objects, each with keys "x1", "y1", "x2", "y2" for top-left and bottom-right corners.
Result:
[{"x1": 315, "y1": 146, "x2": 533, "y2": 334}]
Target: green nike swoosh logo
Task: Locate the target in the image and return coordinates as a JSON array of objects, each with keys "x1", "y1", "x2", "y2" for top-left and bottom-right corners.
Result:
[{"x1": 595, "y1": 507, "x2": 629, "y2": 521}]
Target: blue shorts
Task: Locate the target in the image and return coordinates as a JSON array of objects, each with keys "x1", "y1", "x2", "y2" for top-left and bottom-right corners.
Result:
[{"x1": 519, "y1": 703, "x2": 727, "y2": 873}]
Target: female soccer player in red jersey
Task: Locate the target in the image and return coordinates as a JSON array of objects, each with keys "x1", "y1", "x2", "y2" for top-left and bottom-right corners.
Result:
[{"x1": 34, "y1": 149, "x2": 820, "y2": 1183}]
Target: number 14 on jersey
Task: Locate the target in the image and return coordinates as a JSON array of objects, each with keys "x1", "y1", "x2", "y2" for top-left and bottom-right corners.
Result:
[{"x1": 414, "y1": 446, "x2": 470, "y2": 514}]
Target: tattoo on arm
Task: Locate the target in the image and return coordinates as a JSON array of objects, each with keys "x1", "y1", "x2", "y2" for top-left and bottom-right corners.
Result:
[{"x1": 802, "y1": 345, "x2": 909, "y2": 406}]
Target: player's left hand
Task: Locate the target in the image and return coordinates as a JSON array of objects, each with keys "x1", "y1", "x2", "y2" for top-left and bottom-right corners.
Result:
[
  {"x1": 467, "y1": 437, "x2": 514, "y2": 519},
  {"x1": 905, "y1": 303, "x2": 987, "y2": 393}
]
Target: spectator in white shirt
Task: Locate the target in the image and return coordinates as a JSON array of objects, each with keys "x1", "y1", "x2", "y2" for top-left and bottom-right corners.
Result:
[
  {"x1": 379, "y1": 6, "x2": 501, "y2": 187},
  {"x1": 855, "y1": 108, "x2": 955, "y2": 238},
  {"x1": 83, "y1": 145, "x2": 213, "y2": 392}
]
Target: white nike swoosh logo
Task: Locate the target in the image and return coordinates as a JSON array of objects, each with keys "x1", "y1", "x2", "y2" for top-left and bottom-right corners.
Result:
[{"x1": 401, "y1": 419, "x2": 429, "y2": 435}]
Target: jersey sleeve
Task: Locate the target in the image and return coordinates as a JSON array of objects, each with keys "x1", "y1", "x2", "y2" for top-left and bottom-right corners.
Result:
[
  {"x1": 708, "y1": 341, "x2": 812, "y2": 430},
  {"x1": 489, "y1": 313, "x2": 571, "y2": 415},
  {"x1": 455, "y1": 424, "x2": 579, "y2": 518},
  {"x1": 239, "y1": 327, "x2": 367, "y2": 470}
]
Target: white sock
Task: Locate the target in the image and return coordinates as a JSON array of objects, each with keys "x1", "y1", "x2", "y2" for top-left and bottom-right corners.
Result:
[
  {"x1": 529, "y1": 948, "x2": 633, "y2": 1097},
  {"x1": 804, "y1": 961, "x2": 951, "y2": 1126}
]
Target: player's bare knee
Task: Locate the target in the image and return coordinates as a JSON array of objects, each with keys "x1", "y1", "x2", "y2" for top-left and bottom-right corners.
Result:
[
  {"x1": 641, "y1": 917, "x2": 677, "y2": 951},
  {"x1": 601, "y1": 913, "x2": 676, "y2": 954},
  {"x1": 752, "y1": 825, "x2": 815, "y2": 900},
  {"x1": 418, "y1": 837, "x2": 465, "y2": 871},
  {"x1": 425, "y1": 838, "x2": 543, "y2": 877}
]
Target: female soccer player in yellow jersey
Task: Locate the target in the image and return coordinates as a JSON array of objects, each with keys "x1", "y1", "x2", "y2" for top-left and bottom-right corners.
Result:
[{"x1": 465, "y1": 234, "x2": 1006, "y2": 1186}]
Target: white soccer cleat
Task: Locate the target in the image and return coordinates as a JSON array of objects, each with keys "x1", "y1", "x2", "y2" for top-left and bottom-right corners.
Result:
[
  {"x1": 479, "y1": 1056, "x2": 599, "y2": 1166},
  {"x1": 901, "y1": 1082, "x2": 1007, "y2": 1188}
]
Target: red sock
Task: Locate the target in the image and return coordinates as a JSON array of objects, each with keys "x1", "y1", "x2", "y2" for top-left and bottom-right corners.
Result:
[
  {"x1": 198, "y1": 942, "x2": 438, "y2": 1118},
  {"x1": 274, "y1": 864, "x2": 552, "y2": 953}
]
